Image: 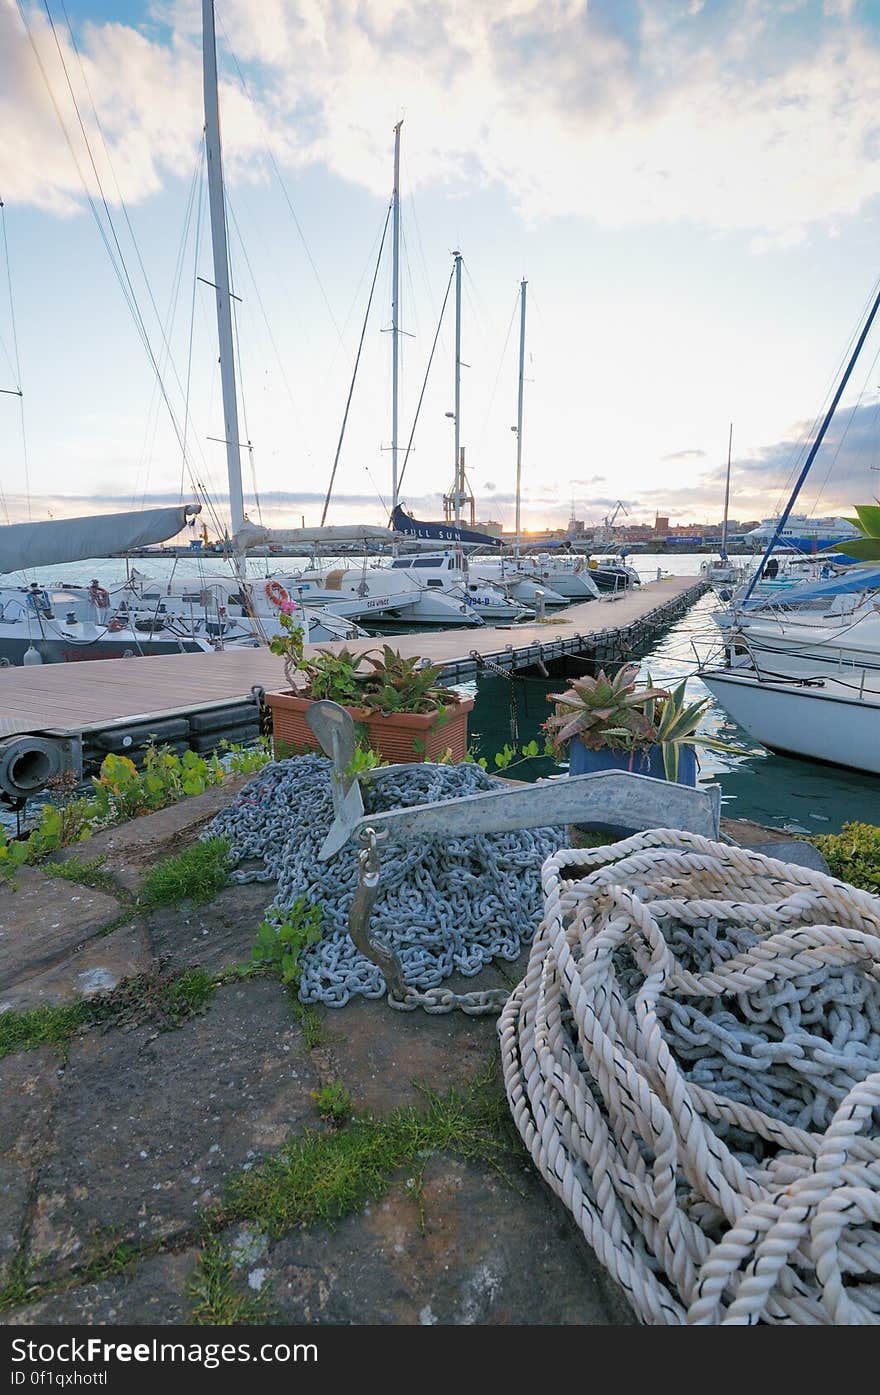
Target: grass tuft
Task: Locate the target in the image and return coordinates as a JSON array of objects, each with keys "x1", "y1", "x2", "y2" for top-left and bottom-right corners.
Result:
[
  {"x1": 138, "y1": 837, "x2": 231, "y2": 909},
  {"x1": 0, "y1": 1001, "x2": 90, "y2": 1061},
  {"x1": 222, "y1": 1069, "x2": 518, "y2": 1236},
  {"x1": 0, "y1": 964, "x2": 218, "y2": 1061},
  {"x1": 187, "y1": 1237, "x2": 274, "y2": 1325},
  {"x1": 43, "y1": 856, "x2": 122, "y2": 898}
]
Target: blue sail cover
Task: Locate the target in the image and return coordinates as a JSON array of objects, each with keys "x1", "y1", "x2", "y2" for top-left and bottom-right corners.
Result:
[
  {"x1": 391, "y1": 505, "x2": 503, "y2": 549},
  {"x1": 744, "y1": 565, "x2": 880, "y2": 607}
]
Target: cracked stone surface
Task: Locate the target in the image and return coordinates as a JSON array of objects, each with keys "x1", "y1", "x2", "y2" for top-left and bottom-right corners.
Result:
[
  {"x1": 0, "y1": 1049, "x2": 61, "y2": 1286},
  {"x1": 0, "y1": 922, "x2": 151, "y2": 1013},
  {"x1": 0, "y1": 871, "x2": 122, "y2": 1003},
  {"x1": 25, "y1": 979, "x2": 320, "y2": 1281},
  {"x1": 262, "y1": 1154, "x2": 632, "y2": 1325},
  {"x1": 308, "y1": 980, "x2": 521, "y2": 1115},
  {"x1": 56, "y1": 775, "x2": 253, "y2": 896},
  {"x1": 2, "y1": 1249, "x2": 200, "y2": 1325},
  {"x1": 146, "y1": 883, "x2": 276, "y2": 976}
]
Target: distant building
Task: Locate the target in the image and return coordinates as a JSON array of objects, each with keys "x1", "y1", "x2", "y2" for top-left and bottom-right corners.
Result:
[{"x1": 654, "y1": 514, "x2": 669, "y2": 534}]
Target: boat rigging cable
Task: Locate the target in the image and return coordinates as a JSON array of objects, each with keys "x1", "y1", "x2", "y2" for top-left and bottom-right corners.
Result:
[
  {"x1": 320, "y1": 203, "x2": 392, "y2": 525},
  {"x1": 16, "y1": 1, "x2": 227, "y2": 538},
  {"x1": 214, "y1": 10, "x2": 346, "y2": 349},
  {"x1": 0, "y1": 196, "x2": 26, "y2": 525},
  {"x1": 768, "y1": 275, "x2": 880, "y2": 524},
  {"x1": 742, "y1": 276, "x2": 880, "y2": 604},
  {"x1": 396, "y1": 264, "x2": 456, "y2": 497}
]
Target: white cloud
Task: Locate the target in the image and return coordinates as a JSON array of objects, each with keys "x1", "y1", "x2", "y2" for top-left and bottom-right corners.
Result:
[{"x1": 1, "y1": 0, "x2": 879, "y2": 243}]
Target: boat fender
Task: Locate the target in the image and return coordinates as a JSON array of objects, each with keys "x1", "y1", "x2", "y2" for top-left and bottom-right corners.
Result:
[{"x1": 265, "y1": 580, "x2": 289, "y2": 607}]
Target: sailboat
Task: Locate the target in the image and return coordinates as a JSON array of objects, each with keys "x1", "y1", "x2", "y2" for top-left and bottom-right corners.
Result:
[
  {"x1": 699, "y1": 280, "x2": 880, "y2": 774},
  {"x1": 0, "y1": 504, "x2": 225, "y2": 664},
  {"x1": 700, "y1": 424, "x2": 744, "y2": 585},
  {"x1": 112, "y1": 0, "x2": 378, "y2": 649},
  {"x1": 295, "y1": 135, "x2": 531, "y2": 627},
  {"x1": 469, "y1": 278, "x2": 598, "y2": 605}
]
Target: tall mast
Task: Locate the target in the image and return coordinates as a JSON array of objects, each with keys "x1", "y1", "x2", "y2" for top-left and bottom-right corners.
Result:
[
  {"x1": 453, "y1": 250, "x2": 462, "y2": 528},
  {"x1": 201, "y1": 0, "x2": 245, "y2": 535},
  {"x1": 720, "y1": 421, "x2": 732, "y2": 561},
  {"x1": 514, "y1": 278, "x2": 527, "y2": 557},
  {"x1": 391, "y1": 120, "x2": 403, "y2": 518},
  {"x1": 742, "y1": 280, "x2": 880, "y2": 603}
]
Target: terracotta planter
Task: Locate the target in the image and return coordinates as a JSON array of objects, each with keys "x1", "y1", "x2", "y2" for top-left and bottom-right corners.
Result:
[{"x1": 266, "y1": 690, "x2": 474, "y2": 764}]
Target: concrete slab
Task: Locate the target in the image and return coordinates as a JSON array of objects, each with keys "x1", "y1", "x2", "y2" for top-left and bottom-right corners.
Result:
[
  {"x1": 26, "y1": 979, "x2": 319, "y2": 1281},
  {"x1": 145, "y1": 883, "x2": 277, "y2": 976},
  {"x1": 308, "y1": 976, "x2": 522, "y2": 1116}
]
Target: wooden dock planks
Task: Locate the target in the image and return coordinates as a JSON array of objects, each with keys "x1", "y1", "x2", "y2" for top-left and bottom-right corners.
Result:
[{"x1": 0, "y1": 576, "x2": 701, "y2": 740}]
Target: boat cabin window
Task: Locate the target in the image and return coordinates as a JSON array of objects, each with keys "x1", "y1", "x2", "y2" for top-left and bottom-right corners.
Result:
[{"x1": 426, "y1": 579, "x2": 443, "y2": 588}]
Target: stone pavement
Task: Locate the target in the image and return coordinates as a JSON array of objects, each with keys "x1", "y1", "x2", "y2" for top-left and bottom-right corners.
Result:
[
  {"x1": 0, "y1": 775, "x2": 830, "y2": 1328},
  {"x1": 0, "y1": 779, "x2": 634, "y2": 1328}
]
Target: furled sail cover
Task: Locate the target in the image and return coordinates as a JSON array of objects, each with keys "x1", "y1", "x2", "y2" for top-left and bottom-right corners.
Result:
[
  {"x1": 231, "y1": 520, "x2": 391, "y2": 552},
  {"x1": 0, "y1": 504, "x2": 201, "y2": 574},
  {"x1": 391, "y1": 504, "x2": 503, "y2": 549}
]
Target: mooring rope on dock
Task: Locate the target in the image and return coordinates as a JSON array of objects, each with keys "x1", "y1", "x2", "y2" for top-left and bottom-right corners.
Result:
[
  {"x1": 207, "y1": 755, "x2": 561, "y2": 1007},
  {"x1": 498, "y1": 831, "x2": 880, "y2": 1324}
]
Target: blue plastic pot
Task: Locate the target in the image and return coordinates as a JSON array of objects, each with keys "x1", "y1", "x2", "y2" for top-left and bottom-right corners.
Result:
[{"x1": 566, "y1": 739, "x2": 697, "y2": 838}]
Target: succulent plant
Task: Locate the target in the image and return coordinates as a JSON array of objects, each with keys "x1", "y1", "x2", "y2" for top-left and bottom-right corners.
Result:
[
  {"x1": 543, "y1": 663, "x2": 666, "y2": 754},
  {"x1": 543, "y1": 662, "x2": 738, "y2": 779}
]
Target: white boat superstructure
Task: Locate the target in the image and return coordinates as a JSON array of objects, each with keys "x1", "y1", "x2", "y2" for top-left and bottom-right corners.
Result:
[
  {"x1": 700, "y1": 658, "x2": 880, "y2": 774},
  {"x1": 117, "y1": 573, "x2": 365, "y2": 645},
  {"x1": 467, "y1": 558, "x2": 568, "y2": 607},
  {"x1": 383, "y1": 553, "x2": 535, "y2": 622},
  {"x1": 294, "y1": 552, "x2": 533, "y2": 625},
  {"x1": 514, "y1": 554, "x2": 601, "y2": 600},
  {"x1": 712, "y1": 568, "x2": 880, "y2": 681},
  {"x1": 0, "y1": 583, "x2": 215, "y2": 665}
]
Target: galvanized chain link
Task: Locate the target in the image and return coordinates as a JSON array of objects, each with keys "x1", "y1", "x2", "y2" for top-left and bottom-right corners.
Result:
[{"x1": 207, "y1": 754, "x2": 562, "y2": 1012}]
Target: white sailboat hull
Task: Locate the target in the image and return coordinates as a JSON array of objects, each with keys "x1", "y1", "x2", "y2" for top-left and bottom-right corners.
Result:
[{"x1": 700, "y1": 666, "x2": 880, "y2": 774}]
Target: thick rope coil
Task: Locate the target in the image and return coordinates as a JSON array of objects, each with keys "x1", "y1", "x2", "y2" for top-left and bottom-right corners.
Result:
[{"x1": 498, "y1": 830, "x2": 880, "y2": 1325}]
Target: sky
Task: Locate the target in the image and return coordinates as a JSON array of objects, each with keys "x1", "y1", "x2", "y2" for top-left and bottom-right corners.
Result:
[{"x1": 2, "y1": 0, "x2": 880, "y2": 538}]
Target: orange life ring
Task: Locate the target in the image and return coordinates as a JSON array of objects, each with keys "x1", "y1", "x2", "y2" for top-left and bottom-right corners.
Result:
[{"x1": 265, "y1": 580, "x2": 289, "y2": 607}]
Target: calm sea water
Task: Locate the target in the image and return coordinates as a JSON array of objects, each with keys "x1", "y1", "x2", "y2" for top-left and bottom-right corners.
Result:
[{"x1": 9, "y1": 550, "x2": 879, "y2": 835}]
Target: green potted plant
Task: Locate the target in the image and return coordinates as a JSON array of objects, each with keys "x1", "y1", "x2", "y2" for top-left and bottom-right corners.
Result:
[
  {"x1": 265, "y1": 616, "x2": 473, "y2": 763},
  {"x1": 543, "y1": 662, "x2": 728, "y2": 785}
]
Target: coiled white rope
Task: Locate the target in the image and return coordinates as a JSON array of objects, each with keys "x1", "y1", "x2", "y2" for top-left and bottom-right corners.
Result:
[{"x1": 498, "y1": 830, "x2": 880, "y2": 1325}]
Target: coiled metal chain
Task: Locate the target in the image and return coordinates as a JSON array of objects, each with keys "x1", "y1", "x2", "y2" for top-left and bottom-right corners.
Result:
[{"x1": 207, "y1": 754, "x2": 562, "y2": 1012}]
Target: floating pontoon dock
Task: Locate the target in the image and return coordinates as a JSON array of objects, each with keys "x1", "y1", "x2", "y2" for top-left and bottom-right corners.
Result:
[{"x1": 0, "y1": 577, "x2": 706, "y2": 797}]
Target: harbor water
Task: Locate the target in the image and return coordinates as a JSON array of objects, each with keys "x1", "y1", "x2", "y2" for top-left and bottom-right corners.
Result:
[{"x1": 8, "y1": 550, "x2": 879, "y2": 836}]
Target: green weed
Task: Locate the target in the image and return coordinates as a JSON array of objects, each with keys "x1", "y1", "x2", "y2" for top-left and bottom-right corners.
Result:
[
  {"x1": 138, "y1": 837, "x2": 231, "y2": 909},
  {"x1": 0, "y1": 1001, "x2": 90, "y2": 1061},
  {"x1": 813, "y1": 821, "x2": 880, "y2": 895},
  {"x1": 0, "y1": 965, "x2": 218, "y2": 1062},
  {"x1": 222, "y1": 1071, "x2": 518, "y2": 1235},
  {"x1": 187, "y1": 1237, "x2": 273, "y2": 1325},
  {"x1": 43, "y1": 856, "x2": 121, "y2": 898},
  {"x1": 247, "y1": 899, "x2": 323, "y2": 994},
  {"x1": 311, "y1": 1081, "x2": 353, "y2": 1126}
]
